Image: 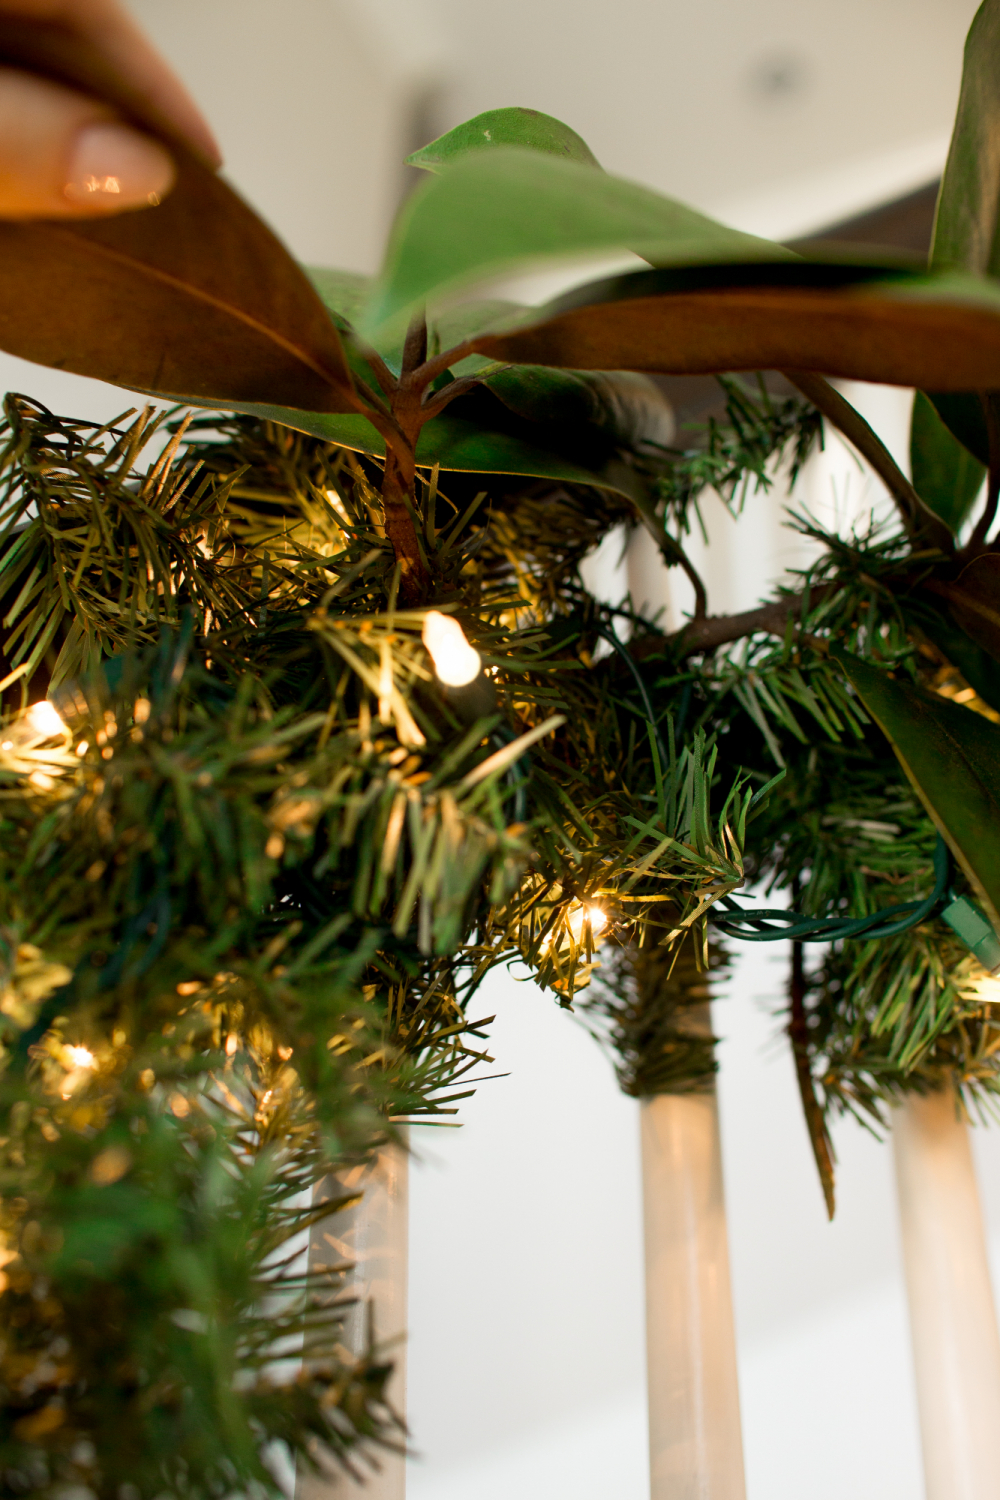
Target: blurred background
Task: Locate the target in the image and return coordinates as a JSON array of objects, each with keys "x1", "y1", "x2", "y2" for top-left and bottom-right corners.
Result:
[{"x1": 3, "y1": 3, "x2": 996, "y2": 1496}]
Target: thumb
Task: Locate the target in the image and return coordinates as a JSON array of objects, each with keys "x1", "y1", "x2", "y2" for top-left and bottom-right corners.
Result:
[{"x1": 0, "y1": 64, "x2": 174, "y2": 218}]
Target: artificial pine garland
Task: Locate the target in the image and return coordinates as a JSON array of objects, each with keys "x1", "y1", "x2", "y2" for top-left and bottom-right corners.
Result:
[{"x1": 2, "y1": 362, "x2": 998, "y2": 1488}]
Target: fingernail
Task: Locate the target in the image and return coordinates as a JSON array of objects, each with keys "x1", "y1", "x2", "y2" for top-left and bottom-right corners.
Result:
[{"x1": 64, "y1": 122, "x2": 175, "y2": 210}]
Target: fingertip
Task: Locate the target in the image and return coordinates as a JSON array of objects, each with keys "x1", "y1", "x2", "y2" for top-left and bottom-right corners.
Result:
[{"x1": 63, "y1": 121, "x2": 175, "y2": 212}]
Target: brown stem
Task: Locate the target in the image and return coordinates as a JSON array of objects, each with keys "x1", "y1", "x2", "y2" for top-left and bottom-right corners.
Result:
[
  {"x1": 784, "y1": 371, "x2": 953, "y2": 556},
  {"x1": 420, "y1": 374, "x2": 489, "y2": 422},
  {"x1": 367, "y1": 331, "x2": 492, "y2": 599},
  {"x1": 788, "y1": 936, "x2": 836, "y2": 1219},
  {"x1": 380, "y1": 443, "x2": 428, "y2": 603},
  {"x1": 664, "y1": 586, "x2": 831, "y2": 656},
  {"x1": 402, "y1": 310, "x2": 429, "y2": 376},
  {"x1": 660, "y1": 531, "x2": 708, "y2": 618},
  {"x1": 630, "y1": 496, "x2": 708, "y2": 617},
  {"x1": 349, "y1": 342, "x2": 398, "y2": 402},
  {"x1": 409, "y1": 339, "x2": 477, "y2": 396}
]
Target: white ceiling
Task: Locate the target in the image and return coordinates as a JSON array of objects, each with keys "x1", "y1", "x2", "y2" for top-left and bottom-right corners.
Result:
[
  {"x1": 128, "y1": 0, "x2": 981, "y2": 267},
  {"x1": 430, "y1": 0, "x2": 981, "y2": 219}
]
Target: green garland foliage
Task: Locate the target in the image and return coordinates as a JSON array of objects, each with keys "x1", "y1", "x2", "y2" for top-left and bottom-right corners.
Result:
[
  {"x1": 1, "y1": 350, "x2": 998, "y2": 1473},
  {"x1": 0, "y1": 1077, "x2": 396, "y2": 1498},
  {"x1": 651, "y1": 375, "x2": 823, "y2": 544},
  {"x1": 696, "y1": 518, "x2": 1000, "y2": 1208},
  {"x1": 581, "y1": 931, "x2": 730, "y2": 1098},
  {"x1": 0, "y1": 389, "x2": 772, "y2": 1489}
]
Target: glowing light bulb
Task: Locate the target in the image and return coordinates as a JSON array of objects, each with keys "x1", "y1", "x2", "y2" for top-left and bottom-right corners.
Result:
[
  {"x1": 566, "y1": 903, "x2": 609, "y2": 944},
  {"x1": 65, "y1": 1045, "x2": 97, "y2": 1070},
  {"x1": 422, "y1": 611, "x2": 482, "y2": 687},
  {"x1": 25, "y1": 701, "x2": 67, "y2": 739},
  {"x1": 971, "y1": 973, "x2": 1000, "y2": 1005}
]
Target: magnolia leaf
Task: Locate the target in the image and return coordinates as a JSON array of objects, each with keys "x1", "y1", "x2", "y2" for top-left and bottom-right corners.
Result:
[
  {"x1": 412, "y1": 415, "x2": 643, "y2": 495},
  {"x1": 429, "y1": 298, "x2": 526, "y2": 376},
  {"x1": 924, "y1": 391, "x2": 991, "y2": 466},
  {"x1": 305, "y1": 276, "x2": 516, "y2": 381},
  {"x1": 924, "y1": 2, "x2": 1000, "y2": 456},
  {"x1": 432, "y1": 298, "x2": 524, "y2": 350},
  {"x1": 930, "y1": 0, "x2": 1000, "y2": 278},
  {"x1": 836, "y1": 650, "x2": 1000, "y2": 931},
  {"x1": 361, "y1": 148, "x2": 793, "y2": 336},
  {"x1": 910, "y1": 390, "x2": 986, "y2": 531},
  {"x1": 0, "y1": 20, "x2": 356, "y2": 413},
  {"x1": 196, "y1": 399, "x2": 643, "y2": 497},
  {"x1": 406, "y1": 107, "x2": 601, "y2": 172},
  {"x1": 937, "y1": 554, "x2": 1000, "y2": 662},
  {"x1": 469, "y1": 262, "x2": 1000, "y2": 390},
  {"x1": 908, "y1": 599, "x2": 1000, "y2": 713},
  {"x1": 481, "y1": 366, "x2": 674, "y2": 451},
  {"x1": 306, "y1": 268, "x2": 372, "y2": 328}
]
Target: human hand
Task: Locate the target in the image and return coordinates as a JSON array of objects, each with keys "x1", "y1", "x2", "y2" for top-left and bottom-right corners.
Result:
[{"x1": 0, "y1": 0, "x2": 220, "y2": 218}]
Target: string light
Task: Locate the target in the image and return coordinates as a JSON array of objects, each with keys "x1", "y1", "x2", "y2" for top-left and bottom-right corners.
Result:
[
  {"x1": 970, "y1": 972, "x2": 1000, "y2": 1005},
  {"x1": 59, "y1": 1044, "x2": 97, "y2": 1098},
  {"x1": 422, "y1": 611, "x2": 482, "y2": 687},
  {"x1": 566, "y1": 903, "x2": 609, "y2": 944},
  {"x1": 65, "y1": 1045, "x2": 96, "y2": 1070},
  {"x1": 25, "y1": 701, "x2": 67, "y2": 739}
]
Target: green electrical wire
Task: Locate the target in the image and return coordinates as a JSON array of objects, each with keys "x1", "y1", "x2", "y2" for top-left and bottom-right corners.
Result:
[
  {"x1": 709, "y1": 835, "x2": 951, "y2": 944},
  {"x1": 595, "y1": 624, "x2": 961, "y2": 952}
]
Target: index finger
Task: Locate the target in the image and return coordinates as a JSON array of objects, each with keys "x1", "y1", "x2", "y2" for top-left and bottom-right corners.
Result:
[{"x1": 0, "y1": 0, "x2": 221, "y2": 164}]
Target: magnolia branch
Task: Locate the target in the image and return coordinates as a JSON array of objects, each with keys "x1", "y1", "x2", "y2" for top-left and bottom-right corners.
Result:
[
  {"x1": 665, "y1": 590, "x2": 821, "y2": 655},
  {"x1": 783, "y1": 371, "x2": 954, "y2": 555}
]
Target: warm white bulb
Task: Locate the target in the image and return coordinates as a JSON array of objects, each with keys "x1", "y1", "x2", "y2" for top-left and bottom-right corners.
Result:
[
  {"x1": 422, "y1": 611, "x2": 482, "y2": 687},
  {"x1": 65, "y1": 1045, "x2": 97, "y2": 1070},
  {"x1": 566, "y1": 903, "x2": 609, "y2": 944},
  {"x1": 971, "y1": 973, "x2": 1000, "y2": 1005},
  {"x1": 25, "y1": 701, "x2": 67, "y2": 739}
]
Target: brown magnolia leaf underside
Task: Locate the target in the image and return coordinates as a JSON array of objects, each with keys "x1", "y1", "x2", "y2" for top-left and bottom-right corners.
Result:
[
  {"x1": 930, "y1": 553, "x2": 1000, "y2": 662},
  {"x1": 0, "y1": 20, "x2": 355, "y2": 413},
  {"x1": 473, "y1": 285, "x2": 1000, "y2": 390}
]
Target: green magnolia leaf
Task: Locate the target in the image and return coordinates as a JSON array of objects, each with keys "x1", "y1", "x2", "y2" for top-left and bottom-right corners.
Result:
[
  {"x1": 910, "y1": 390, "x2": 985, "y2": 531},
  {"x1": 908, "y1": 599, "x2": 1000, "y2": 713},
  {"x1": 361, "y1": 148, "x2": 793, "y2": 336},
  {"x1": 926, "y1": 1, "x2": 1000, "y2": 466},
  {"x1": 192, "y1": 399, "x2": 643, "y2": 497},
  {"x1": 481, "y1": 366, "x2": 674, "y2": 451},
  {"x1": 406, "y1": 107, "x2": 601, "y2": 173},
  {"x1": 430, "y1": 298, "x2": 526, "y2": 376},
  {"x1": 930, "y1": 0, "x2": 1000, "y2": 278},
  {"x1": 836, "y1": 649, "x2": 1000, "y2": 931},
  {"x1": 0, "y1": 20, "x2": 356, "y2": 414},
  {"x1": 306, "y1": 277, "x2": 517, "y2": 381},
  {"x1": 924, "y1": 391, "x2": 990, "y2": 466},
  {"x1": 469, "y1": 262, "x2": 1000, "y2": 390},
  {"x1": 304, "y1": 266, "x2": 398, "y2": 393},
  {"x1": 306, "y1": 267, "x2": 372, "y2": 327}
]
